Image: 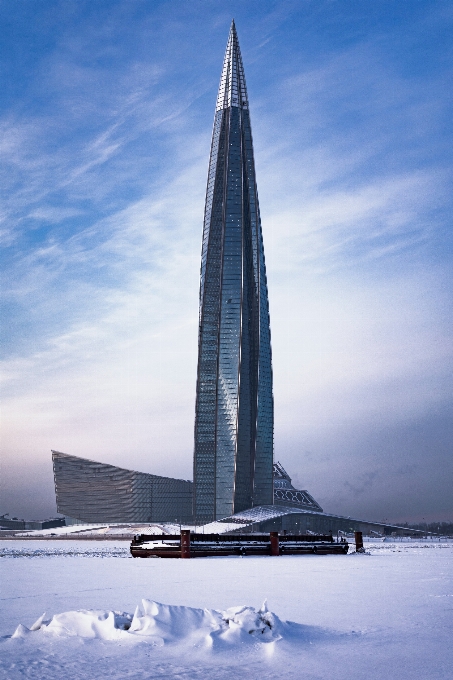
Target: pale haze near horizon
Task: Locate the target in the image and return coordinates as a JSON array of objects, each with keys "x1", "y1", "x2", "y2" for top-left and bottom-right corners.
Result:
[{"x1": 1, "y1": 0, "x2": 452, "y2": 524}]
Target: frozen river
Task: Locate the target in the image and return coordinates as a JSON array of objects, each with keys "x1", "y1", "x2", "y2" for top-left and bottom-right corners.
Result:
[{"x1": 1, "y1": 539, "x2": 452, "y2": 679}]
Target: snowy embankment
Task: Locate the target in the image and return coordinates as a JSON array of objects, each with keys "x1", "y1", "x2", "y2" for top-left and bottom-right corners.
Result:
[
  {"x1": 12, "y1": 599, "x2": 287, "y2": 646},
  {"x1": 0, "y1": 541, "x2": 129, "y2": 558},
  {"x1": 13, "y1": 523, "x2": 174, "y2": 538},
  {"x1": 1, "y1": 540, "x2": 452, "y2": 679}
]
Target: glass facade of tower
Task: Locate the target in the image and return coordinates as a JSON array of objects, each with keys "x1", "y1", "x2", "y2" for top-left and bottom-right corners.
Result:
[{"x1": 193, "y1": 23, "x2": 274, "y2": 523}]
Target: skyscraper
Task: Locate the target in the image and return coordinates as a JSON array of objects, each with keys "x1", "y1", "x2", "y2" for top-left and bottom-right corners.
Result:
[{"x1": 193, "y1": 22, "x2": 274, "y2": 523}]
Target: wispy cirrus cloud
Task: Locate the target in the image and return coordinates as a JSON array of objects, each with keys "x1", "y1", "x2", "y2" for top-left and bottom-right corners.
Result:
[{"x1": 1, "y1": 1, "x2": 451, "y2": 522}]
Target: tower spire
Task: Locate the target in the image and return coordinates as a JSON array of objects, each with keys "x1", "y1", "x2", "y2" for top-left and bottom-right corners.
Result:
[
  {"x1": 194, "y1": 23, "x2": 273, "y2": 523},
  {"x1": 215, "y1": 20, "x2": 248, "y2": 111}
]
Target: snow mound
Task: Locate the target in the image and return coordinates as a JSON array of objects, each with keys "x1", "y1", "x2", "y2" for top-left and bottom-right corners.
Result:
[{"x1": 12, "y1": 599, "x2": 284, "y2": 647}]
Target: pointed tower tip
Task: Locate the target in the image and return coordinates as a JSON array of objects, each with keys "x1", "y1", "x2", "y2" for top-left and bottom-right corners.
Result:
[{"x1": 216, "y1": 21, "x2": 248, "y2": 112}]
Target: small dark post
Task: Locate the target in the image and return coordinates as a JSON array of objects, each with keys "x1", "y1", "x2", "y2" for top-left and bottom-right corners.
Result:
[
  {"x1": 270, "y1": 531, "x2": 279, "y2": 556},
  {"x1": 354, "y1": 531, "x2": 363, "y2": 551},
  {"x1": 181, "y1": 530, "x2": 191, "y2": 559}
]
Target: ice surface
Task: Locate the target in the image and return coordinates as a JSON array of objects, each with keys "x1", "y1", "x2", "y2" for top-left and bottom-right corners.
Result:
[{"x1": 1, "y1": 539, "x2": 452, "y2": 679}]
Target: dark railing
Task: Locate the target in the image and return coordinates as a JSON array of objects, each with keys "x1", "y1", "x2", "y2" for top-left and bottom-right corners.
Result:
[{"x1": 130, "y1": 531, "x2": 349, "y2": 558}]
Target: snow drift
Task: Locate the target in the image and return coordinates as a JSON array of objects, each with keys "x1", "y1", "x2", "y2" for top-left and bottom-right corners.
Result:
[{"x1": 12, "y1": 599, "x2": 287, "y2": 647}]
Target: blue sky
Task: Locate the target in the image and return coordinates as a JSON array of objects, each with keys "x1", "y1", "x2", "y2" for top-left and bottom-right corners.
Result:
[{"x1": 1, "y1": 0, "x2": 452, "y2": 522}]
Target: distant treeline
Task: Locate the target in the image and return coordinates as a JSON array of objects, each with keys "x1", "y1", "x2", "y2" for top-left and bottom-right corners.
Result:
[{"x1": 405, "y1": 522, "x2": 453, "y2": 536}]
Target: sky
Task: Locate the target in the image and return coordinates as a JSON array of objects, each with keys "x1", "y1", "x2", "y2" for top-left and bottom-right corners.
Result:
[{"x1": 1, "y1": 0, "x2": 452, "y2": 523}]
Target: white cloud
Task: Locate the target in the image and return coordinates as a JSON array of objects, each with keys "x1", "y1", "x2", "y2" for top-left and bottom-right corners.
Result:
[
  {"x1": 1, "y1": 157, "x2": 205, "y2": 485},
  {"x1": 28, "y1": 207, "x2": 86, "y2": 222}
]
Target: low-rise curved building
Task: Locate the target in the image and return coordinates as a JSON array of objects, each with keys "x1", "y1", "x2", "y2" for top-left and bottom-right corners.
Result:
[{"x1": 52, "y1": 451, "x2": 193, "y2": 524}]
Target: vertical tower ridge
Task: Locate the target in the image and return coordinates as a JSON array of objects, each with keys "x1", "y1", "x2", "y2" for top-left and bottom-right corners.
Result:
[{"x1": 194, "y1": 23, "x2": 274, "y2": 523}]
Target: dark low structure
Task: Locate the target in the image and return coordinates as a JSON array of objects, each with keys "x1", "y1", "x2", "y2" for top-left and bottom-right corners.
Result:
[
  {"x1": 0, "y1": 515, "x2": 66, "y2": 531},
  {"x1": 130, "y1": 531, "x2": 349, "y2": 558},
  {"x1": 0, "y1": 515, "x2": 25, "y2": 530},
  {"x1": 24, "y1": 518, "x2": 66, "y2": 531}
]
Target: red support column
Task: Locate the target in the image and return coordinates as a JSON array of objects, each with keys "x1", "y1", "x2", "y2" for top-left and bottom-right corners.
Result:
[
  {"x1": 270, "y1": 531, "x2": 279, "y2": 556},
  {"x1": 181, "y1": 530, "x2": 191, "y2": 559},
  {"x1": 354, "y1": 531, "x2": 363, "y2": 551}
]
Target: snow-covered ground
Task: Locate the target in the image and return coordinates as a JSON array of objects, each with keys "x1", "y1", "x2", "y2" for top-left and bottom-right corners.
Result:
[
  {"x1": 1, "y1": 540, "x2": 452, "y2": 679},
  {"x1": 13, "y1": 523, "x2": 174, "y2": 538}
]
